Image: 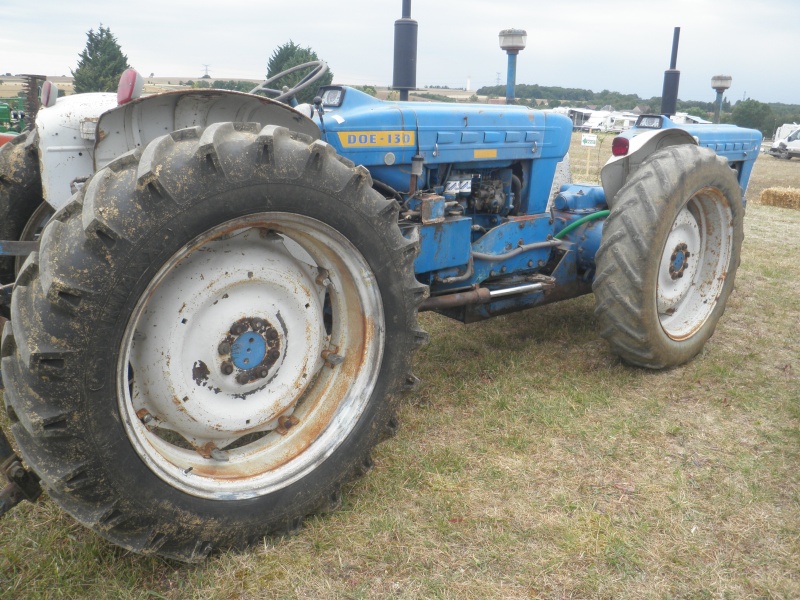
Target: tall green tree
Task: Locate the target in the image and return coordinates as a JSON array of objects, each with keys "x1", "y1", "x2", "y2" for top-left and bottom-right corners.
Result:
[
  {"x1": 72, "y1": 25, "x2": 130, "y2": 93},
  {"x1": 731, "y1": 99, "x2": 774, "y2": 136},
  {"x1": 266, "y1": 41, "x2": 333, "y2": 104}
]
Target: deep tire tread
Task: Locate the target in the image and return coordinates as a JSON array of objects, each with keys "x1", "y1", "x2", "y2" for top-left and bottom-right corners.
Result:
[
  {"x1": 4, "y1": 123, "x2": 427, "y2": 561},
  {"x1": 593, "y1": 144, "x2": 743, "y2": 369},
  {"x1": 0, "y1": 130, "x2": 44, "y2": 293}
]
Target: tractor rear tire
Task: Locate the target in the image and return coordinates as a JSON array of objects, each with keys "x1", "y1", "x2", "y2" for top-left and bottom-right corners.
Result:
[
  {"x1": 593, "y1": 144, "x2": 743, "y2": 369},
  {"x1": 1, "y1": 123, "x2": 428, "y2": 561},
  {"x1": 0, "y1": 130, "x2": 44, "y2": 288}
]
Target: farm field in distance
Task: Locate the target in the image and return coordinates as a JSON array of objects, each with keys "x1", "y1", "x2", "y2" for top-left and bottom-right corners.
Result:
[{"x1": 0, "y1": 128, "x2": 799, "y2": 597}]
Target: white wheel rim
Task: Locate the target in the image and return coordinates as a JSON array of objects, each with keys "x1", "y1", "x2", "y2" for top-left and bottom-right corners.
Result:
[
  {"x1": 117, "y1": 213, "x2": 384, "y2": 500},
  {"x1": 657, "y1": 187, "x2": 733, "y2": 340}
]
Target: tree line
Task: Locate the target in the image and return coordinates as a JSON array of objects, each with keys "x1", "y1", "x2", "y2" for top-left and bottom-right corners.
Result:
[
  {"x1": 67, "y1": 25, "x2": 797, "y2": 138},
  {"x1": 477, "y1": 83, "x2": 799, "y2": 137}
]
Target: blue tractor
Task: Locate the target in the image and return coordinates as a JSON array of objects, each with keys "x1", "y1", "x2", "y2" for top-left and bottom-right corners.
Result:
[{"x1": 0, "y1": 21, "x2": 761, "y2": 560}]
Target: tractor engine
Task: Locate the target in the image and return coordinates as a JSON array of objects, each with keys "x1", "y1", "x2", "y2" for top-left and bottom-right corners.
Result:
[{"x1": 447, "y1": 170, "x2": 514, "y2": 215}]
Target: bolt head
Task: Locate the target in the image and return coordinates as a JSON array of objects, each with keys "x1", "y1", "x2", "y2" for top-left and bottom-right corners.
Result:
[
  {"x1": 218, "y1": 341, "x2": 231, "y2": 355},
  {"x1": 221, "y1": 361, "x2": 234, "y2": 375}
]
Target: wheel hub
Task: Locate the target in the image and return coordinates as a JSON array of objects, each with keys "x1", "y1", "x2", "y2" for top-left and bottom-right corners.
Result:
[
  {"x1": 217, "y1": 317, "x2": 282, "y2": 384},
  {"x1": 668, "y1": 243, "x2": 690, "y2": 279}
]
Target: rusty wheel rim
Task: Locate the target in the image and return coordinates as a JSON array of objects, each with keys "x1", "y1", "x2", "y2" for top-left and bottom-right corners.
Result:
[
  {"x1": 117, "y1": 213, "x2": 385, "y2": 499},
  {"x1": 656, "y1": 188, "x2": 733, "y2": 341}
]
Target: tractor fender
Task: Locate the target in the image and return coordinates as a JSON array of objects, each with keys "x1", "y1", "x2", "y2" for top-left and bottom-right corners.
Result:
[
  {"x1": 600, "y1": 128, "x2": 697, "y2": 206},
  {"x1": 38, "y1": 90, "x2": 321, "y2": 212},
  {"x1": 94, "y1": 89, "x2": 320, "y2": 175},
  {"x1": 35, "y1": 92, "x2": 119, "y2": 210}
]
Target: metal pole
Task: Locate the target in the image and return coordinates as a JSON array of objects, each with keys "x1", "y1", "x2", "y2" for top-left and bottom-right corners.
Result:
[
  {"x1": 714, "y1": 90, "x2": 724, "y2": 124},
  {"x1": 505, "y1": 51, "x2": 518, "y2": 105}
]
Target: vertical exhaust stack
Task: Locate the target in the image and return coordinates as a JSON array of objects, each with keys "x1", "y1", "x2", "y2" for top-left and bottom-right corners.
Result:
[
  {"x1": 393, "y1": 0, "x2": 418, "y2": 102},
  {"x1": 661, "y1": 27, "x2": 681, "y2": 117}
]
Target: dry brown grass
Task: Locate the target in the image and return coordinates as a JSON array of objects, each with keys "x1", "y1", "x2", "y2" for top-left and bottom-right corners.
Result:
[{"x1": 0, "y1": 139, "x2": 798, "y2": 599}]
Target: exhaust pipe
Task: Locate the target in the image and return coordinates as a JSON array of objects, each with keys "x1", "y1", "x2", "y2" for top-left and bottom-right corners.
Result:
[
  {"x1": 392, "y1": 0, "x2": 418, "y2": 101},
  {"x1": 660, "y1": 27, "x2": 681, "y2": 117}
]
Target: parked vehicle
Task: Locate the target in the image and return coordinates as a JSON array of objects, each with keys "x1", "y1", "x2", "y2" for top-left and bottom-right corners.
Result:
[{"x1": 769, "y1": 123, "x2": 800, "y2": 159}]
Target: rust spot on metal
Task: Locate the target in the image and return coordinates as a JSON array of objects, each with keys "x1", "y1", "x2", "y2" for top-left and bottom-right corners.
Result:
[
  {"x1": 193, "y1": 442, "x2": 217, "y2": 459},
  {"x1": 192, "y1": 360, "x2": 210, "y2": 385},
  {"x1": 275, "y1": 415, "x2": 300, "y2": 435}
]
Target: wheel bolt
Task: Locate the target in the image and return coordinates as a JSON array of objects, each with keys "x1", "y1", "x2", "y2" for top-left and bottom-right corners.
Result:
[
  {"x1": 8, "y1": 463, "x2": 25, "y2": 481},
  {"x1": 251, "y1": 318, "x2": 266, "y2": 330},
  {"x1": 230, "y1": 322, "x2": 247, "y2": 336},
  {"x1": 236, "y1": 372, "x2": 250, "y2": 384},
  {"x1": 265, "y1": 328, "x2": 278, "y2": 341},
  {"x1": 322, "y1": 350, "x2": 345, "y2": 365},
  {"x1": 221, "y1": 361, "x2": 234, "y2": 375},
  {"x1": 258, "y1": 368, "x2": 269, "y2": 378},
  {"x1": 316, "y1": 269, "x2": 332, "y2": 287},
  {"x1": 210, "y1": 448, "x2": 229, "y2": 462},
  {"x1": 268, "y1": 348, "x2": 280, "y2": 361},
  {"x1": 218, "y1": 341, "x2": 231, "y2": 355}
]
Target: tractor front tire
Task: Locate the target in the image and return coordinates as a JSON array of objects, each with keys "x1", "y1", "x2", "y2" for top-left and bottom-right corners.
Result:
[
  {"x1": 0, "y1": 130, "x2": 43, "y2": 287},
  {"x1": 593, "y1": 144, "x2": 743, "y2": 369},
  {"x1": 1, "y1": 123, "x2": 427, "y2": 561}
]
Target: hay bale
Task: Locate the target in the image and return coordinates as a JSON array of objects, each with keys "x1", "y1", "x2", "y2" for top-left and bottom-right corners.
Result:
[{"x1": 760, "y1": 187, "x2": 800, "y2": 209}]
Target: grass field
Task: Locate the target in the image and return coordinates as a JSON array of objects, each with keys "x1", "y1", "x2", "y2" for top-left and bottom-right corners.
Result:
[{"x1": 1, "y1": 136, "x2": 799, "y2": 599}]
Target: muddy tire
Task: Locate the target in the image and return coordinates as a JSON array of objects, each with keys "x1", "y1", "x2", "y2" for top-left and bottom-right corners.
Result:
[
  {"x1": 0, "y1": 130, "x2": 43, "y2": 287},
  {"x1": 593, "y1": 144, "x2": 743, "y2": 369},
  {"x1": 1, "y1": 123, "x2": 427, "y2": 561}
]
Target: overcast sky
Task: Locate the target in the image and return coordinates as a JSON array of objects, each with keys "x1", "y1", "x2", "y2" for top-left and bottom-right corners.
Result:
[{"x1": 2, "y1": 0, "x2": 796, "y2": 104}]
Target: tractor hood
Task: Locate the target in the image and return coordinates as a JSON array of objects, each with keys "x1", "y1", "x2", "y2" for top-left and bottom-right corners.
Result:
[{"x1": 314, "y1": 86, "x2": 572, "y2": 172}]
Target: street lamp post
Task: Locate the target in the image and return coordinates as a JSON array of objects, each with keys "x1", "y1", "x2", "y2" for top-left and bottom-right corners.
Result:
[
  {"x1": 499, "y1": 29, "x2": 527, "y2": 105},
  {"x1": 711, "y1": 75, "x2": 732, "y2": 124}
]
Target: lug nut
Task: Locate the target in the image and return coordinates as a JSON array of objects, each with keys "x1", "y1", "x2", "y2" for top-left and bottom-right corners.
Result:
[
  {"x1": 316, "y1": 269, "x2": 332, "y2": 287},
  {"x1": 236, "y1": 372, "x2": 250, "y2": 385},
  {"x1": 265, "y1": 328, "x2": 278, "y2": 341},
  {"x1": 210, "y1": 448, "x2": 229, "y2": 462},
  {"x1": 221, "y1": 361, "x2": 234, "y2": 375},
  {"x1": 218, "y1": 341, "x2": 231, "y2": 355},
  {"x1": 258, "y1": 368, "x2": 269, "y2": 378},
  {"x1": 8, "y1": 463, "x2": 25, "y2": 480},
  {"x1": 230, "y1": 322, "x2": 248, "y2": 336},
  {"x1": 322, "y1": 350, "x2": 345, "y2": 365},
  {"x1": 268, "y1": 348, "x2": 280, "y2": 361},
  {"x1": 251, "y1": 318, "x2": 266, "y2": 330}
]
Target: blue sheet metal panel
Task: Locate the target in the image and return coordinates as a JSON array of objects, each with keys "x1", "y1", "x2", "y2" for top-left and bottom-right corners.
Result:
[
  {"x1": 316, "y1": 88, "x2": 418, "y2": 168},
  {"x1": 470, "y1": 215, "x2": 553, "y2": 281},
  {"x1": 648, "y1": 118, "x2": 761, "y2": 179},
  {"x1": 462, "y1": 246, "x2": 589, "y2": 323},
  {"x1": 414, "y1": 217, "x2": 472, "y2": 274},
  {"x1": 412, "y1": 103, "x2": 571, "y2": 166}
]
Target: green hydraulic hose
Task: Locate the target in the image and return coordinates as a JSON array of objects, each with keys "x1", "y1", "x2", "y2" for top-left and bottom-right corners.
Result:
[{"x1": 553, "y1": 210, "x2": 610, "y2": 240}]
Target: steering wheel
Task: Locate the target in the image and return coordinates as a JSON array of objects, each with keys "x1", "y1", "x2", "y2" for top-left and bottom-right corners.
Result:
[{"x1": 249, "y1": 61, "x2": 328, "y2": 103}]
